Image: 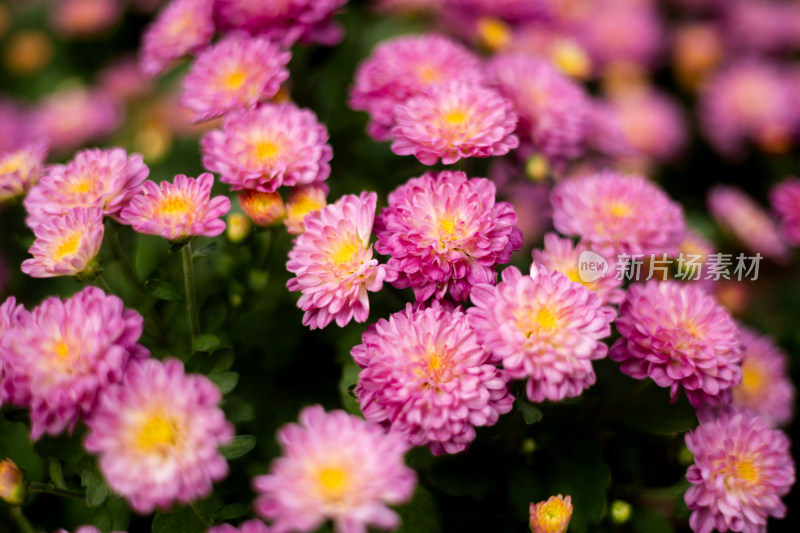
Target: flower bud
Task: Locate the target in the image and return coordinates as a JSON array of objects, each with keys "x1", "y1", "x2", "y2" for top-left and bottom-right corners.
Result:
[
  {"x1": 238, "y1": 190, "x2": 286, "y2": 227},
  {"x1": 529, "y1": 494, "x2": 573, "y2": 533},
  {"x1": 0, "y1": 458, "x2": 29, "y2": 505}
]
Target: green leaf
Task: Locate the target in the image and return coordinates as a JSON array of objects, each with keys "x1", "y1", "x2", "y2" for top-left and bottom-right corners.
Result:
[
  {"x1": 630, "y1": 506, "x2": 674, "y2": 533},
  {"x1": 93, "y1": 505, "x2": 113, "y2": 533},
  {"x1": 338, "y1": 358, "x2": 362, "y2": 416},
  {"x1": 619, "y1": 389, "x2": 697, "y2": 435},
  {"x1": 147, "y1": 279, "x2": 185, "y2": 302},
  {"x1": 80, "y1": 462, "x2": 109, "y2": 507},
  {"x1": 396, "y1": 486, "x2": 442, "y2": 533},
  {"x1": 519, "y1": 401, "x2": 544, "y2": 425},
  {"x1": 222, "y1": 396, "x2": 255, "y2": 424},
  {"x1": 152, "y1": 507, "x2": 205, "y2": 533},
  {"x1": 192, "y1": 242, "x2": 217, "y2": 259},
  {"x1": 212, "y1": 503, "x2": 249, "y2": 522},
  {"x1": 193, "y1": 334, "x2": 220, "y2": 353},
  {"x1": 219, "y1": 435, "x2": 257, "y2": 460},
  {"x1": 209, "y1": 371, "x2": 239, "y2": 394}
]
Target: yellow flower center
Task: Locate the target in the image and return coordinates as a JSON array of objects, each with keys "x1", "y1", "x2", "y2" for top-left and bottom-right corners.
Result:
[
  {"x1": 740, "y1": 362, "x2": 763, "y2": 392},
  {"x1": 223, "y1": 69, "x2": 247, "y2": 91},
  {"x1": 331, "y1": 239, "x2": 360, "y2": 266},
  {"x1": 477, "y1": 16, "x2": 511, "y2": 52},
  {"x1": 156, "y1": 194, "x2": 191, "y2": 216},
  {"x1": 604, "y1": 201, "x2": 631, "y2": 218},
  {"x1": 442, "y1": 108, "x2": 468, "y2": 126},
  {"x1": 137, "y1": 415, "x2": 176, "y2": 452},
  {"x1": 551, "y1": 39, "x2": 591, "y2": 80},
  {"x1": 0, "y1": 153, "x2": 24, "y2": 174},
  {"x1": 68, "y1": 175, "x2": 94, "y2": 194},
  {"x1": 534, "y1": 307, "x2": 559, "y2": 330},
  {"x1": 316, "y1": 466, "x2": 349, "y2": 501},
  {"x1": 54, "y1": 341, "x2": 69, "y2": 359},
  {"x1": 733, "y1": 459, "x2": 759, "y2": 484},
  {"x1": 417, "y1": 65, "x2": 441, "y2": 84},
  {"x1": 254, "y1": 140, "x2": 279, "y2": 161},
  {"x1": 52, "y1": 232, "x2": 81, "y2": 261}
]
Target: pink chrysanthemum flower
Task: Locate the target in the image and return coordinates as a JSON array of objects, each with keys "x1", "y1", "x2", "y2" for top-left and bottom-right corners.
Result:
[
  {"x1": 685, "y1": 409, "x2": 795, "y2": 533},
  {"x1": 610, "y1": 281, "x2": 743, "y2": 408},
  {"x1": 54, "y1": 527, "x2": 127, "y2": 533},
  {"x1": 284, "y1": 183, "x2": 328, "y2": 235},
  {"x1": 0, "y1": 140, "x2": 49, "y2": 203},
  {"x1": 0, "y1": 287, "x2": 149, "y2": 439},
  {"x1": 444, "y1": 0, "x2": 551, "y2": 22},
  {"x1": 349, "y1": 34, "x2": 484, "y2": 141},
  {"x1": 180, "y1": 35, "x2": 291, "y2": 123},
  {"x1": 352, "y1": 301, "x2": 513, "y2": 455},
  {"x1": 532, "y1": 233, "x2": 624, "y2": 305},
  {"x1": 0, "y1": 297, "x2": 25, "y2": 408},
  {"x1": 769, "y1": 177, "x2": 800, "y2": 246},
  {"x1": 98, "y1": 57, "x2": 153, "y2": 104},
  {"x1": 390, "y1": 82, "x2": 519, "y2": 165},
  {"x1": 286, "y1": 192, "x2": 389, "y2": 329},
  {"x1": 610, "y1": 89, "x2": 687, "y2": 164},
  {"x1": 731, "y1": 328, "x2": 795, "y2": 428},
  {"x1": 253, "y1": 405, "x2": 416, "y2": 533},
  {"x1": 52, "y1": 0, "x2": 123, "y2": 39},
  {"x1": 529, "y1": 494, "x2": 573, "y2": 533},
  {"x1": 488, "y1": 54, "x2": 591, "y2": 164},
  {"x1": 24, "y1": 147, "x2": 149, "y2": 221},
  {"x1": 201, "y1": 103, "x2": 332, "y2": 193},
  {"x1": 120, "y1": 172, "x2": 231, "y2": 242},
  {"x1": 722, "y1": 0, "x2": 800, "y2": 55},
  {"x1": 0, "y1": 99, "x2": 29, "y2": 154},
  {"x1": 207, "y1": 520, "x2": 271, "y2": 533},
  {"x1": 21, "y1": 207, "x2": 104, "y2": 279},
  {"x1": 468, "y1": 264, "x2": 616, "y2": 402},
  {"x1": 707, "y1": 184, "x2": 788, "y2": 262},
  {"x1": 139, "y1": 0, "x2": 215, "y2": 77},
  {"x1": 375, "y1": 171, "x2": 522, "y2": 302},
  {"x1": 551, "y1": 171, "x2": 686, "y2": 257},
  {"x1": 85, "y1": 358, "x2": 233, "y2": 514}
]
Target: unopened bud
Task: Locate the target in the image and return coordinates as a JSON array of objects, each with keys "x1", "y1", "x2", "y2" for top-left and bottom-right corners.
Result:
[
  {"x1": 226, "y1": 213, "x2": 252, "y2": 243},
  {"x1": 238, "y1": 190, "x2": 286, "y2": 227},
  {"x1": 0, "y1": 458, "x2": 28, "y2": 505},
  {"x1": 610, "y1": 499, "x2": 632, "y2": 524}
]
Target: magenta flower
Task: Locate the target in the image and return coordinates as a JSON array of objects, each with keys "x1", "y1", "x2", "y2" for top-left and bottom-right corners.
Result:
[
  {"x1": 444, "y1": 0, "x2": 551, "y2": 22},
  {"x1": 207, "y1": 520, "x2": 271, "y2": 533},
  {"x1": 180, "y1": 35, "x2": 291, "y2": 123},
  {"x1": 286, "y1": 192, "x2": 389, "y2": 329},
  {"x1": 201, "y1": 103, "x2": 332, "y2": 193},
  {"x1": 120, "y1": 172, "x2": 231, "y2": 242},
  {"x1": 685, "y1": 409, "x2": 795, "y2": 533},
  {"x1": 551, "y1": 171, "x2": 686, "y2": 257},
  {"x1": 24, "y1": 147, "x2": 149, "y2": 221},
  {"x1": 85, "y1": 358, "x2": 233, "y2": 514},
  {"x1": 253, "y1": 405, "x2": 416, "y2": 533},
  {"x1": 610, "y1": 281, "x2": 743, "y2": 408},
  {"x1": 468, "y1": 264, "x2": 616, "y2": 403},
  {"x1": 375, "y1": 171, "x2": 521, "y2": 302},
  {"x1": 352, "y1": 301, "x2": 513, "y2": 455},
  {"x1": 349, "y1": 34, "x2": 484, "y2": 141},
  {"x1": 0, "y1": 140, "x2": 49, "y2": 203},
  {"x1": 0, "y1": 287, "x2": 149, "y2": 439},
  {"x1": 139, "y1": 0, "x2": 215, "y2": 77},
  {"x1": 0, "y1": 297, "x2": 25, "y2": 408},
  {"x1": 769, "y1": 177, "x2": 800, "y2": 246},
  {"x1": 390, "y1": 81, "x2": 518, "y2": 165},
  {"x1": 22, "y1": 207, "x2": 104, "y2": 279},
  {"x1": 0, "y1": 99, "x2": 30, "y2": 154}
]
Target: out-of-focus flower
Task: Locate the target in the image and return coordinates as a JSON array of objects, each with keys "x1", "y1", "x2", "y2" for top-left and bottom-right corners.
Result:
[
  {"x1": 85, "y1": 358, "x2": 233, "y2": 514},
  {"x1": 672, "y1": 23, "x2": 724, "y2": 90},
  {"x1": 375, "y1": 0, "x2": 443, "y2": 16},
  {"x1": 226, "y1": 212, "x2": 251, "y2": 243},
  {"x1": 722, "y1": 0, "x2": 800, "y2": 55},
  {"x1": 22, "y1": 206, "x2": 104, "y2": 279},
  {"x1": 0, "y1": 297, "x2": 25, "y2": 407},
  {"x1": 468, "y1": 263, "x2": 616, "y2": 402},
  {"x1": 180, "y1": 35, "x2": 290, "y2": 123},
  {"x1": 390, "y1": 81, "x2": 518, "y2": 165},
  {"x1": 3, "y1": 30, "x2": 53, "y2": 75},
  {"x1": 685, "y1": 409, "x2": 795, "y2": 533},
  {"x1": 0, "y1": 287, "x2": 149, "y2": 439},
  {"x1": 707, "y1": 184, "x2": 788, "y2": 262},
  {"x1": 24, "y1": 147, "x2": 149, "y2": 221},
  {"x1": 0, "y1": 140, "x2": 49, "y2": 203},
  {"x1": 238, "y1": 190, "x2": 285, "y2": 227},
  {"x1": 584, "y1": 100, "x2": 633, "y2": 160},
  {"x1": 502, "y1": 181, "x2": 551, "y2": 248},
  {"x1": 551, "y1": 171, "x2": 685, "y2": 257},
  {"x1": 207, "y1": 520, "x2": 271, "y2": 533},
  {"x1": 352, "y1": 301, "x2": 513, "y2": 455},
  {"x1": 287, "y1": 192, "x2": 389, "y2": 329},
  {"x1": 98, "y1": 57, "x2": 153, "y2": 104},
  {"x1": 770, "y1": 177, "x2": 800, "y2": 246},
  {"x1": 201, "y1": 103, "x2": 332, "y2": 193},
  {"x1": 0, "y1": 458, "x2": 28, "y2": 505},
  {"x1": 120, "y1": 173, "x2": 231, "y2": 242},
  {"x1": 375, "y1": 171, "x2": 521, "y2": 302},
  {"x1": 284, "y1": 183, "x2": 327, "y2": 235},
  {"x1": 610, "y1": 281, "x2": 742, "y2": 408},
  {"x1": 529, "y1": 494, "x2": 573, "y2": 533},
  {"x1": 349, "y1": 34, "x2": 484, "y2": 141},
  {"x1": 140, "y1": 0, "x2": 215, "y2": 77},
  {"x1": 52, "y1": 0, "x2": 122, "y2": 38},
  {"x1": 443, "y1": 0, "x2": 551, "y2": 23},
  {"x1": 253, "y1": 405, "x2": 416, "y2": 533},
  {"x1": 0, "y1": 99, "x2": 29, "y2": 153},
  {"x1": 54, "y1": 527, "x2": 127, "y2": 533}
]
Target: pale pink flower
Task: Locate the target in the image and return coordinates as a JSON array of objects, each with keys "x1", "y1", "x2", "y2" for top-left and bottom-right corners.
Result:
[
  {"x1": 769, "y1": 177, "x2": 800, "y2": 246},
  {"x1": 140, "y1": 0, "x2": 215, "y2": 77},
  {"x1": 0, "y1": 140, "x2": 49, "y2": 203}
]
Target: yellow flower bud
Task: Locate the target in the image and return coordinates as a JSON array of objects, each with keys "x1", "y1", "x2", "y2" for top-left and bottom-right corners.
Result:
[{"x1": 0, "y1": 458, "x2": 28, "y2": 505}]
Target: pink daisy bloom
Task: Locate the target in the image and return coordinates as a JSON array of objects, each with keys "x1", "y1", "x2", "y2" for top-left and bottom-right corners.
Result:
[
  {"x1": 84, "y1": 358, "x2": 233, "y2": 514},
  {"x1": 684, "y1": 409, "x2": 795, "y2": 533},
  {"x1": 390, "y1": 81, "x2": 518, "y2": 165},
  {"x1": 120, "y1": 172, "x2": 231, "y2": 242},
  {"x1": 139, "y1": 0, "x2": 215, "y2": 77},
  {"x1": 207, "y1": 520, "x2": 271, "y2": 533},
  {"x1": 253, "y1": 405, "x2": 416, "y2": 533},
  {"x1": 532, "y1": 233, "x2": 624, "y2": 305},
  {"x1": 468, "y1": 263, "x2": 616, "y2": 403},
  {"x1": 551, "y1": 171, "x2": 686, "y2": 257},
  {"x1": 769, "y1": 176, "x2": 800, "y2": 246},
  {"x1": 375, "y1": 171, "x2": 522, "y2": 302},
  {"x1": 0, "y1": 140, "x2": 49, "y2": 203},
  {"x1": 349, "y1": 34, "x2": 484, "y2": 141},
  {"x1": 284, "y1": 183, "x2": 328, "y2": 235},
  {"x1": 201, "y1": 103, "x2": 332, "y2": 193},
  {"x1": 238, "y1": 190, "x2": 286, "y2": 227},
  {"x1": 731, "y1": 327, "x2": 795, "y2": 428},
  {"x1": 707, "y1": 184, "x2": 788, "y2": 262},
  {"x1": 610, "y1": 89, "x2": 687, "y2": 164},
  {"x1": 286, "y1": 192, "x2": 389, "y2": 329},
  {"x1": 488, "y1": 53, "x2": 591, "y2": 165},
  {"x1": 352, "y1": 301, "x2": 513, "y2": 455},
  {"x1": 610, "y1": 281, "x2": 743, "y2": 408},
  {"x1": 0, "y1": 287, "x2": 149, "y2": 439},
  {"x1": 529, "y1": 494, "x2": 573, "y2": 533},
  {"x1": 21, "y1": 206, "x2": 104, "y2": 279},
  {"x1": 24, "y1": 147, "x2": 148, "y2": 221},
  {"x1": 180, "y1": 35, "x2": 291, "y2": 123}
]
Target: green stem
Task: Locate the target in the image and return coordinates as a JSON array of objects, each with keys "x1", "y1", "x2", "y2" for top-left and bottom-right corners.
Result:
[
  {"x1": 28, "y1": 482, "x2": 85, "y2": 499},
  {"x1": 94, "y1": 274, "x2": 114, "y2": 294},
  {"x1": 10, "y1": 507, "x2": 36, "y2": 533},
  {"x1": 258, "y1": 229, "x2": 278, "y2": 269},
  {"x1": 190, "y1": 501, "x2": 213, "y2": 527},
  {"x1": 182, "y1": 242, "x2": 200, "y2": 351},
  {"x1": 106, "y1": 221, "x2": 147, "y2": 295}
]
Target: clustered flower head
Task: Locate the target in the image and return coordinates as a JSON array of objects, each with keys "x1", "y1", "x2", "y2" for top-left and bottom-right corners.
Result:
[
  {"x1": 120, "y1": 172, "x2": 231, "y2": 242},
  {"x1": 180, "y1": 34, "x2": 291, "y2": 123},
  {"x1": 286, "y1": 192, "x2": 390, "y2": 329},
  {"x1": 468, "y1": 263, "x2": 616, "y2": 403},
  {"x1": 201, "y1": 103, "x2": 332, "y2": 193},
  {"x1": 352, "y1": 301, "x2": 513, "y2": 455},
  {"x1": 375, "y1": 171, "x2": 521, "y2": 302},
  {"x1": 684, "y1": 409, "x2": 795, "y2": 533},
  {"x1": 0, "y1": 140, "x2": 49, "y2": 203},
  {"x1": 610, "y1": 281, "x2": 743, "y2": 408},
  {"x1": 529, "y1": 494, "x2": 573, "y2": 533},
  {"x1": 253, "y1": 405, "x2": 416, "y2": 533},
  {"x1": 770, "y1": 176, "x2": 800, "y2": 246},
  {"x1": 139, "y1": 0, "x2": 215, "y2": 77},
  {"x1": 84, "y1": 358, "x2": 234, "y2": 514}
]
